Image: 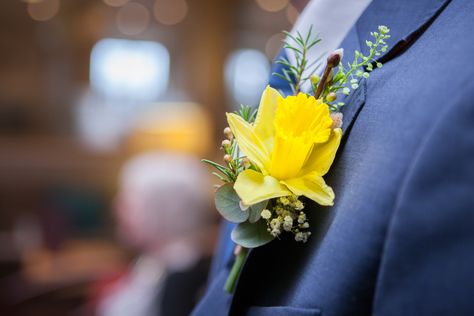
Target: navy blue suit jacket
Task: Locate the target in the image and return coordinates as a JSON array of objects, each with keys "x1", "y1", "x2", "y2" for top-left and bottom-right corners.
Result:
[{"x1": 193, "y1": 0, "x2": 474, "y2": 315}]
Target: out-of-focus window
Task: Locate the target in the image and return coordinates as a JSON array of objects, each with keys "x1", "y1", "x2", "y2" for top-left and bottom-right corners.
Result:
[
  {"x1": 90, "y1": 38, "x2": 170, "y2": 102},
  {"x1": 77, "y1": 38, "x2": 170, "y2": 151}
]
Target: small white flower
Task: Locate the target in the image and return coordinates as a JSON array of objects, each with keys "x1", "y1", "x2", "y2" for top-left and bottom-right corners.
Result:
[
  {"x1": 270, "y1": 218, "x2": 282, "y2": 237},
  {"x1": 297, "y1": 212, "x2": 306, "y2": 224},
  {"x1": 279, "y1": 197, "x2": 290, "y2": 206},
  {"x1": 294, "y1": 200, "x2": 304, "y2": 211},
  {"x1": 275, "y1": 206, "x2": 285, "y2": 215},
  {"x1": 283, "y1": 215, "x2": 293, "y2": 231},
  {"x1": 295, "y1": 232, "x2": 304, "y2": 242},
  {"x1": 271, "y1": 228, "x2": 281, "y2": 237},
  {"x1": 295, "y1": 232, "x2": 311, "y2": 243},
  {"x1": 270, "y1": 218, "x2": 281, "y2": 230},
  {"x1": 261, "y1": 209, "x2": 272, "y2": 220}
]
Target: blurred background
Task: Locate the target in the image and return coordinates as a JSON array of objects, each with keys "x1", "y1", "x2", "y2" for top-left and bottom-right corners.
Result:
[{"x1": 0, "y1": 0, "x2": 308, "y2": 315}]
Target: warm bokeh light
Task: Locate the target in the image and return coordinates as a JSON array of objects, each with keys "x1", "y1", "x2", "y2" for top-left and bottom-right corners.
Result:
[
  {"x1": 265, "y1": 32, "x2": 285, "y2": 59},
  {"x1": 27, "y1": 0, "x2": 60, "y2": 22},
  {"x1": 103, "y1": 0, "x2": 131, "y2": 7},
  {"x1": 116, "y1": 2, "x2": 150, "y2": 35},
  {"x1": 286, "y1": 3, "x2": 299, "y2": 24},
  {"x1": 255, "y1": 0, "x2": 289, "y2": 12},
  {"x1": 126, "y1": 102, "x2": 213, "y2": 156},
  {"x1": 153, "y1": 0, "x2": 188, "y2": 26}
]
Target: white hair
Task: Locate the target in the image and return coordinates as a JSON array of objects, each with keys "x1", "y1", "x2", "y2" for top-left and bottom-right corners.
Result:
[{"x1": 117, "y1": 152, "x2": 211, "y2": 247}]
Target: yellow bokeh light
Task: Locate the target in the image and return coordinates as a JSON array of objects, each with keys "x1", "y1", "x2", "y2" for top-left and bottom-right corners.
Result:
[
  {"x1": 265, "y1": 33, "x2": 285, "y2": 60},
  {"x1": 116, "y1": 2, "x2": 150, "y2": 36},
  {"x1": 255, "y1": 0, "x2": 289, "y2": 12},
  {"x1": 103, "y1": 0, "x2": 130, "y2": 7},
  {"x1": 153, "y1": 0, "x2": 188, "y2": 26},
  {"x1": 27, "y1": 0, "x2": 60, "y2": 22},
  {"x1": 286, "y1": 3, "x2": 299, "y2": 25},
  {"x1": 126, "y1": 102, "x2": 213, "y2": 157}
]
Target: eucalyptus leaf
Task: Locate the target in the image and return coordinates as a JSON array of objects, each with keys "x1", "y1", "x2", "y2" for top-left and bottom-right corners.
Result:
[
  {"x1": 248, "y1": 200, "x2": 268, "y2": 224},
  {"x1": 231, "y1": 220, "x2": 274, "y2": 248},
  {"x1": 215, "y1": 184, "x2": 249, "y2": 223}
]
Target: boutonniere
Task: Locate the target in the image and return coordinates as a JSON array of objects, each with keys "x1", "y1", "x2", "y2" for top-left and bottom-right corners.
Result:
[{"x1": 203, "y1": 25, "x2": 391, "y2": 293}]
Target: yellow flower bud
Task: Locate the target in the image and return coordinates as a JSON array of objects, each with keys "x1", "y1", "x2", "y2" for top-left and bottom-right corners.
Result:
[{"x1": 310, "y1": 75, "x2": 320, "y2": 86}]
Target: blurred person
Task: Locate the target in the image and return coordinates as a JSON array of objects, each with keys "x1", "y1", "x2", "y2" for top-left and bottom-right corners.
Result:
[{"x1": 97, "y1": 152, "x2": 214, "y2": 316}]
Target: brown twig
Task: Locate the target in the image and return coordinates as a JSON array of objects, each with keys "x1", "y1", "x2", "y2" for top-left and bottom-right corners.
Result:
[{"x1": 314, "y1": 49, "x2": 343, "y2": 99}]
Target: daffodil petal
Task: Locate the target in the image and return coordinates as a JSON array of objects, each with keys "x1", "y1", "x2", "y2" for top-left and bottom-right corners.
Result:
[
  {"x1": 302, "y1": 128, "x2": 342, "y2": 176},
  {"x1": 227, "y1": 113, "x2": 270, "y2": 173},
  {"x1": 234, "y1": 169, "x2": 290, "y2": 205},
  {"x1": 253, "y1": 86, "x2": 280, "y2": 148},
  {"x1": 282, "y1": 172, "x2": 335, "y2": 206}
]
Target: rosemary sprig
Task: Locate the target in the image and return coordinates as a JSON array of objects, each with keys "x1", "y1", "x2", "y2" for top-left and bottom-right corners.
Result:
[
  {"x1": 273, "y1": 25, "x2": 323, "y2": 95},
  {"x1": 237, "y1": 105, "x2": 258, "y2": 123}
]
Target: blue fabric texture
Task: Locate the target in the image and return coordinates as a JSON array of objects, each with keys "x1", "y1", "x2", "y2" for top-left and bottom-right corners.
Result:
[{"x1": 192, "y1": 0, "x2": 474, "y2": 315}]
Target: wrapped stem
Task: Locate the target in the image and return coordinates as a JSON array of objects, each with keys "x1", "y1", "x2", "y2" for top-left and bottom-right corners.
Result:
[{"x1": 224, "y1": 246, "x2": 249, "y2": 293}]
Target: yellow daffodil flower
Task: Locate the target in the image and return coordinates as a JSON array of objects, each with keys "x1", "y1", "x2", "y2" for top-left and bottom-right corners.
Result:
[{"x1": 227, "y1": 86, "x2": 342, "y2": 206}]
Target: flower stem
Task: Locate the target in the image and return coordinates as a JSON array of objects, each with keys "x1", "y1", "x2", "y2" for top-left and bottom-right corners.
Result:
[{"x1": 224, "y1": 246, "x2": 248, "y2": 293}]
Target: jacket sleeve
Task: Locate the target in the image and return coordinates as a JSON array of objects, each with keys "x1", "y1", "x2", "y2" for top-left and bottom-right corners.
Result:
[{"x1": 372, "y1": 88, "x2": 474, "y2": 315}]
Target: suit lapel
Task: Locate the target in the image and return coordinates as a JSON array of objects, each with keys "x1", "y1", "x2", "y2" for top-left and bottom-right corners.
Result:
[
  {"x1": 341, "y1": 0, "x2": 452, "y2": 136},
  {"x1": 357, "y1": 0, "x2": 452, "y2": 64}
]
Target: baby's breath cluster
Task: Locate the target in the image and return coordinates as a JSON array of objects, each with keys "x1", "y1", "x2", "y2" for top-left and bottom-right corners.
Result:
[{"x1": 261, "y1": 195, "x2": 311, "y2": 243}]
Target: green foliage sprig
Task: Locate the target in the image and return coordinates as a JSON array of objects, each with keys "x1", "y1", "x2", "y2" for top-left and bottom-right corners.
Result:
[
  {"x1": 237, "y1": 104, "x2": 258, "y2": 123},
  {"x1": 273, "y1": 26, "x2": 323, "y2": 95},
  {"x1": 325, "y1": 25, "x2": 391, "y2": 111},
  {"x1": 273, "y1": 25, "x2": 391, "y2": 112}
]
